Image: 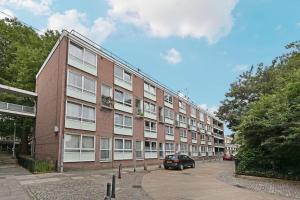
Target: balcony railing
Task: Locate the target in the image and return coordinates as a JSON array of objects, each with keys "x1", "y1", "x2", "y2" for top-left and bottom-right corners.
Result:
[{"x1": 0, "y1": 101, "x2": 35, "y2": 116}]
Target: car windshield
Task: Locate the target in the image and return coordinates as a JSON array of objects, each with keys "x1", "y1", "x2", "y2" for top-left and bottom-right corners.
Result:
[{"x1": 166, "y1": 155, "x2": 177, "y2": 160}]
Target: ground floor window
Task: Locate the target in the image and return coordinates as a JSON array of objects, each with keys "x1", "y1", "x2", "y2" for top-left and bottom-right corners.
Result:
[
  {"x1": 135, "y1": 140, "x2": 143, "y2": 160},
  {"x1": 64, "y1": 133, "x2": 95, "y2": 162},
  {"x1": 100, "y1": 137, "x2": 111, "y2": 161},
  {"x1": 145, "y1": 141, "x2": 157, "y2": 153},
  {"x1": 192, "y1": 145, "x2": 198, "y2": 156},
  {"x1": 165, "y1": 142, "x2": 174, "y2": 155},
  {"x1": 159, "y1": 143, "x2": 164, "y2": 158},
  {"x1": 180, "y1": 143, "x2": 188, "y2": 154},
  {"x1": 114, "y1": 138, "x2": 133, "y2": 160}
]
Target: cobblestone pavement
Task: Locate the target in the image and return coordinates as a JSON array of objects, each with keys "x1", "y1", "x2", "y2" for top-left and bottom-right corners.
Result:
[
  {"x1": 217, "y1": 165, "x2": 300, "y2": 199},
  {"x1": 22, "y1": 170, "x2": 152, "y2": 200}
]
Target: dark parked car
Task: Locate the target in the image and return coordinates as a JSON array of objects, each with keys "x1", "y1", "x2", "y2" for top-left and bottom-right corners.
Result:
[
  {"x1": 223, "y1": 153, "x2": 234, "y2": 161},
  {"x1": 163, "y1": 154, "x2": 195, "y2": 170}
]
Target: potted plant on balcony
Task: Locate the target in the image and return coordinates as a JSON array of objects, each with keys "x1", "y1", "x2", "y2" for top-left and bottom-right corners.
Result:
[{"x1": 101, "y1": 95, "x2": 113, "y2": 108}]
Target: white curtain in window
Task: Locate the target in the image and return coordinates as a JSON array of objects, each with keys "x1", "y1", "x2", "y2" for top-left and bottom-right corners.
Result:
[
  {"x1": 114, "y1": 114, "x2": 123, "y2": 126},
  {"x1": 101, "y1": 85, "x2": 111, "y2": 97},
  {"x1": 68, "y1": 71, "x2": 82, "y2": 88},
  {"x1": 124, "y1": 116, "x2": 132, "y2": 127},
  {"x1": 83, "y1": 77, "x2": 95, "y2": 94},
  {"x1": 84, "y1": 50, "x2": 96, "y2": 66},
  {"x1": 82, "y1": 106, "x2": 95, "y2": 122},
  {"x1": 67, "y1": 102, "x2": 81, "y2": 119},
  {"x1": 70, "y1": 42, "x2": 83, "y2": 59},
  {"x1": 114, "y1": 90, "x2": 123, "y2": 102}
]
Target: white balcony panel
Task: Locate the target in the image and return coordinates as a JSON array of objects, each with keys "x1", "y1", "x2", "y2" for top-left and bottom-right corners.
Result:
[
  {"x1": 145, "y1": 152, "x2": 157, "y2": 159},
  {"x1": 200, "y1": 129, "x2": 206, "y2": 134},
  {"x1": 207, "y1": 131, "x2": 212, "y2": 135},
  {"x1": 68, "y1": 55, "x2": 97, "y2": 76},
  {"x1": 208, "y1": 152, "x2": 213, "y2": 156},
  {"x1": 66, "y1": 87, "x2": 96, "y2": 104},
  {"x1": 201, "y1": 152, "x2": 206, "y2": 156},
  {"x1": 165, "y1": 135, "x2": 174, "y2": 141},
  {"x1": 190, "y1": 126, "x2": 197, "y2": 131},
  {"x1": 144, "y1": 112, "x2": 157, "y2": 120},
  {"x1": 179, "y1": 108, "x2": 186, "y2": 114},
  {"x1": 164, "y1": 118, "x2": 174, "y2": 125},
  {"x1": 164, "y1": 101, "x2": 173, "y2": 109},
  {"x1": 144, "y1": 92, "x2": 156, "y2": 101},
  {"x1": 114, "y1": 152, "x2": 133, "y2": 160},
  {"x1": 191, "y1": 113, "x2": 196, "y2": 118},
  {"x1": 192, "y1": 139, "x2": 197, "y2": 144},
  {"x1": 208, "y1": 141, "x2": 212, "y2": 146},
  {"x1": 114, "y1": 78, "x2": 132, "y2": 91},
  {"x1": 144, "y1": 131, "x2": 157, "y2": 139},
  {"x1": 114, "y1": 102, "x2": 133, "y2": 113},
  {"x1": 200, "y1": 141, "x2": 206, "y2": 145},
  {"x1": 65, "y1": 118, "x2": 96, "y2": 131},
  {"x1": 180, "y1": 138, "x2": 187, "y2": 142},
  {"x1": 114, "y1": 126, "x2": 133, "y2": 136},
  {"x1": 192, "y1": 152, "x2": 198, "y2": 157},
  {"x1": 179, "y1": 122, "x2": 187, "y2": 128}
]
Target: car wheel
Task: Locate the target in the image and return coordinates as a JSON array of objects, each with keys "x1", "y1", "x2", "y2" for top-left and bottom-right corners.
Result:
[
  {"x1": 191, "y1": 162, "x2": 195, "y2": 168},
  {"x1": 179, "y1": 164, "x2": 184, "y2": 171},
  {"x1": 164, "y1": 166, "x2": 168, "y2": 170}
]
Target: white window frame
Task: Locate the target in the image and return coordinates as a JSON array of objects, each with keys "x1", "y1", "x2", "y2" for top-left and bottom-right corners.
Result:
[
  {"x1": 144, "y1": 120, "x2": 157, "y2": 133},
  {"x1": 180, "y1": 129, "x2": 187, "y2": 138},
  {"x1": 145, "y1": 141, "x2": 157, "y2": 153},
  {"x1": 135, "y1": 140, "x2": 144, "y2": 160},
  {"x1": 114, "y1": 113, "x2": 133, "y2": 129},
  {"x1": 144, "y1": 82, "x2": 156, "y2": 97},
  {"x1": 64, "y1": 133, "x2": 95, "y2": 162},
  {"x1": 100, "y1": 137, "x2": 112, "y2": 162},
  {"x1": 69, "y1": 41, "x2": 97, "y2": 69},
  {"x1": 165, "y1": 125, "x2": 174, "y2": 136},
  {"x1": 180, "y1": 143, "x2": 188, "y2": 154},
  {"x1": 67, "y1": 70, "x2": 96, "y2": 96},
  {"x1": 164, "y1": 107, "x2": 174, "y2": 120},
  {"x1": 66, "y1": 101, "x2": 96, "y2": 123},
  {"x1": 165, "y1": 142, "x2": 175, "y2": 155},
  {"x1": 179, "y1": 100, "x2": 186, "y2": 110},
  {"x1": 114, "y1": 138, "x2": 133, "y2": 153},
  {"x1": 191, "y1": 107, "x2": 196, "y2": 116},
  {"x1": 192, "y1": 132, "x2": 197, "y2": 140},
  {"x1": 144, "y1": 101, "x2": 156, "y2": 114},
  {"x1": 179, "y1": 114, "x2": 187, "y2": 124},
  {"x1": 114, "y1": 89, "x2": 132, "y2": 107},
  {"x1": 164, "y1": 93, "x2": 173, "y2": 104},
  {"x1": 114, "y1": 65, "x2": 132, "y2": 84}
]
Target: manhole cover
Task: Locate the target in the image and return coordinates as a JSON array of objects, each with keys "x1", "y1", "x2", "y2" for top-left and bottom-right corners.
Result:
[
  {"x1": 132, "y1": 185, "x2": 142, "y2": 188},
  {"x1": 233, "y1": 184, "x2": 246, "y2": 189}
]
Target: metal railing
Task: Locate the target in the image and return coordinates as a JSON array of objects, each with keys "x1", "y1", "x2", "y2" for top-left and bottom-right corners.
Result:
[{"x1": 0, "y1": 101, "x2": 35, "y2": 115}]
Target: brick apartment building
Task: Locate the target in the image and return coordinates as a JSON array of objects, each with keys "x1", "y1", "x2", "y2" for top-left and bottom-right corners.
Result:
[{"x1": 34, "y1": 30, "x2": 225, "y2": 171}]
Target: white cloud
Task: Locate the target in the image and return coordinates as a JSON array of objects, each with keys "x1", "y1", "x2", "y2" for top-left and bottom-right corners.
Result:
[
  {"x1": 233, "y1": 64, "x2": 249, "y2": 72},
  {"x1": 198, "y1": 104, "x2": 219, "y2": 114},
  {"x1": 107, "y1": 0, "x2": 238, "y2": 43},
  {"x1": 162, "y1": 48, "x2": 182, "y2": 64},
  {"x1": 0, "y1": 8, "x2": 14, "y2": 19},
  {"x1": 0, "y1": 0, "x2": 52, "y2": 15},
  {"x1": 47, "y1": 9, "x2": 115, "y2": 43}
]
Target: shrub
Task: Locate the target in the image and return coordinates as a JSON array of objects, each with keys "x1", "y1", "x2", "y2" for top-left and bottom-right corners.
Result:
[{"x1": 17, "y1": 155, "x2": 55, "y2": 173}]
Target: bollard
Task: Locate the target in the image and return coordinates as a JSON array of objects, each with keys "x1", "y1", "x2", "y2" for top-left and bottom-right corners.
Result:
[
  {"x1": 111, "y1": 175, "x2": 116, "y2": 198},
  {"x1": 118, "y1": 164, "x2": 122, "y2": 179},
  {"x1": 104, "y1": 182, "x2": 111, "y2": 200}
]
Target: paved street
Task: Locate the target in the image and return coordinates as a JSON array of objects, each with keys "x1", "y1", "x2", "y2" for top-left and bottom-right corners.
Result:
[{"x1": 1, "y1": 159, "x2": 300, "y2": 200}]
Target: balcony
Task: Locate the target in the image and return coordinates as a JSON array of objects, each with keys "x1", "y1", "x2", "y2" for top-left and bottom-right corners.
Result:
[
  {"x1": 200, "y1": 140, "x2": 206, "y2": 145},
  {"x1": 101, "y1": 96, "x2": 114, "y2": 109},
  {"x1": 114, "y1": 77, "x2": 132, "y2": 91},
  {"x1": 144, "y1": 130, "x2": 157, "y2": 139},
  {"x1": 114, "y1": 151, "x2": 133, "y2": 160},
  {"x1": 145, "y1": 151, "x2": 157, "y2": 159},
  {"x1": 165, "y1": 134, "x2": 174, "y2": 141},
  {"x1": 144, "y1": 91, "x2": 156, "y2": 101},
  {"x1": 164, "y1": 101, "x2": 173, "y2": 109},
  {"x1": 164, "y1": 117, "x2": 174, "y2": 125},
  {"x1": 179, "y1": 107, "x2": 186, "y2": 114},
  {"x1": 180, "y1": 137, "x2": 187, "y2": 142},
  {"x1": 0, "y1": 101, "x2": 35, "y2": 117},
  {"x1": 208, "y1": 141, "x2": 212, "y2": 146},
  {"x1": 67, "y1": 85, "x2": 96, "y2": 104},
  {"x1": 114, "y1": 125, "x2": 133, "y2": 136},
  {"x1": 65, "y1": 117, "x2": 96, "y2": 131},
  {"x1": 214, "y1": 133, "x2": 224, "y2": 139},
  {"x1": 114, "y1": 102, "x2": 133, "y2": 113},
  {"x1": 192, "y1": 139, "x2": 197, "y2": 144},
  {"x1": 189, "y1": 125, "x2": 197, "y2": 132},
  {"x1": 144, "y1": 111, "x2": 156, "y2": 120},
  {"x1": 200, "y1": 152, "x2": 206, "y2": 157},
  {"x1": 68, "y1": 54, "x2": 97, "y2": 76}
]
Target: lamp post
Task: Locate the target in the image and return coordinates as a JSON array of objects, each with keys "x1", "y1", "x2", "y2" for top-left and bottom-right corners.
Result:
[{"x1": 12, "y1": 121, "x2": 16, "y2": 158}]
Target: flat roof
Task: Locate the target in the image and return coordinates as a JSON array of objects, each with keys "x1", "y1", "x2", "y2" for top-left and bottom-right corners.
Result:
[{"x1": 0, "y1": 84, "x2": 37, "y2": 97}]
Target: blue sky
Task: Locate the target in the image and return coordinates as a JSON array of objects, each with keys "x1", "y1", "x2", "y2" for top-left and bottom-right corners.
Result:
[{"x1": 1, "y1": 0, "x2": 300, "y2": 134}]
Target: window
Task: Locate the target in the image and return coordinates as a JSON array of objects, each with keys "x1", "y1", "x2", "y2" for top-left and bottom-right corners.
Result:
[
  {"x1": 192, "y1": 145, "x2": 197, "y2": 154},
  {"x1": 135, "y1": 141, "x2": 143, "y2": 159},
  {"x1": 68, "y1": 70, "x2": 96, "y2": 95},
  {"x1": 201, "y1": 134, "x2": 205, "y2": 141},
  {"x1": 164, "y1": 93, "x2": 173, "y2": 104},
  {"x1": 165, "y1": 143, "x2": 174, "y2": 155},
  {"x1": 180, "y1": 129, "x2": 187, "y2": 138},
  {"x1": 64, "y1": 134, "x2": 95, "y2": 162},
  {"x1": 114, "y1": 138, "x2": 132, "y2": 153},
  {"x1": 208, "y1": 147, "x2": 213, "y2": 152},
  {"x1": 114, "y1": 113, "x2": 132, "y2": 129},
  {"x1": 100, "y1": 138, "x2": 111, "y2": 161},
  {"x1": 144, "y1": 101, "x2": 156, "y2": 114},
  {"x1": 190, "y1": 119, "x2": 196, "y2": 127},
  {"x1": 208, "y1": 136, "x2": 212, "y2": 142},
  {"x1": 180, "y1": 143, "x2": 188, "y2": 154},
  {"x1": 201, "y1": 146, "x2": 206, "y2": 152},
  {"x1": 145, "y1": 141, "x2": 157, "y2": 152},
  {"x1": 135, "y1": 99, "x2": 143, "y2": 114},
  {"x1": 199, "y1": 122, "x2": 205, "y2": 130},
  {"x1": 164, "y1": 107, "x2": 174, "y2": 120},
  {"x1": 69, "y1": 41, "x2": 96, "y2": 68},
  {"x1": 179, "y1": 114, "x2": 186, "y2": 123},
  {"x1": 200, "y1": 112, "x2": 205, "y2": 121},
  {"x1": 114, "y1": 66, "x2": 132, "y2": 84},
  {"x1": 192, "y1": 132, "x2": 197, "y2": 140},
  {"x1": 159, "y1": 143, "x2": 164, "y2": 158},
  {"x1": 145, "y1": 120, "x2": 157, "y2": 132},
  {"x1": 101, "y1": 84, "x2": 113, "y2": 107},
  {"x1": 66, "y1": 101, "x2": 95, "y2": 123},
  {"x1": 165, "y1": 125, "x2": 174, "y2": 136},
  {"x1": 191, "y1": 107, "x2": 196, "y2": 116},
  {"x1": 114, "y1": 89, "x2": 132, "y2": 107},
  {"x1": 179, "y1": 100, "x2": 186, "y2": 110},
  {"x1": 144, "y1": 82, "x2": 156, "y2": 96}
]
